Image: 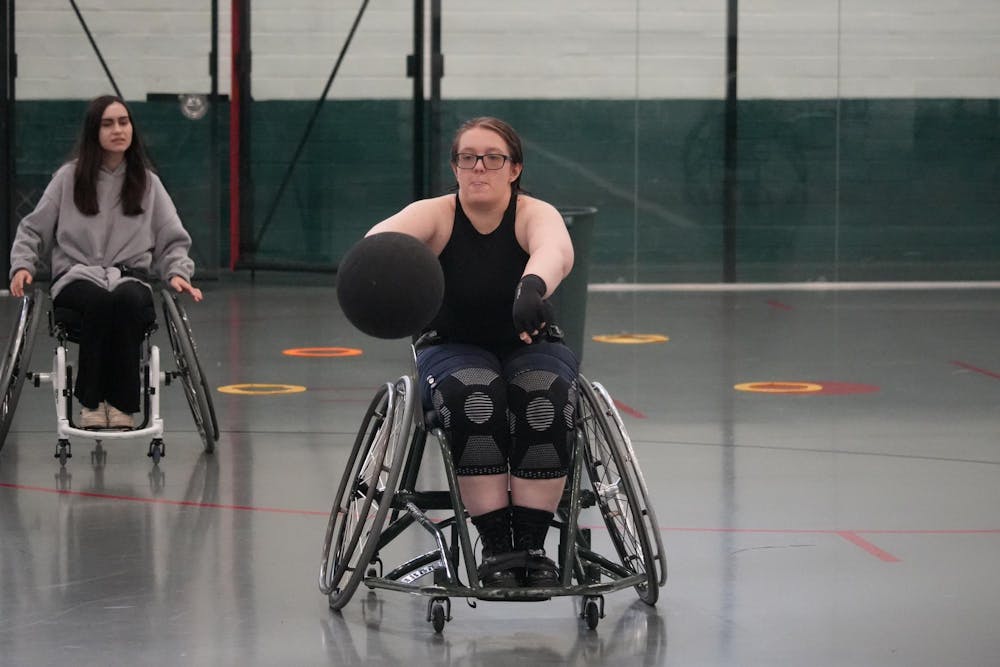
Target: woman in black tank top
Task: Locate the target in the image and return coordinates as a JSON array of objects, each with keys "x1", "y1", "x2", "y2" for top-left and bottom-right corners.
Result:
[{"x1": 363, "y1": 117, "x2": 578, "y2": 589}]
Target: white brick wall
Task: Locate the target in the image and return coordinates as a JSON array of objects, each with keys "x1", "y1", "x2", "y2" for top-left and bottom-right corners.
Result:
[{"x1": 13, "y1": 0, "x2": 1000, "y2": 100}]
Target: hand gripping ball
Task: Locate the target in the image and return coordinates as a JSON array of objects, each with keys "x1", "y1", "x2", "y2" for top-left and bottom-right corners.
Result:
[{"x1": 336, "y1": 232, "x2": 445, "y2": 339}]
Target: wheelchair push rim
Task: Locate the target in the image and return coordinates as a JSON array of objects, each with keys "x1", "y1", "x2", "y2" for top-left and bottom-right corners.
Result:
[
  {"x1": 577, "y1": 376, "x2": 661, "y2": 605},
  {"x1": 321, "y1": 376, "x2": 414, "y2": 610},
  {"x1": 590, "y1": 381, "x2": 668, "y2": 587},
  {"x1": 160, "y1": 289, "x2": 219, "y2": 452},
  {"x1": 0, "y1": 290, "x2": 43, "y2": 451}
]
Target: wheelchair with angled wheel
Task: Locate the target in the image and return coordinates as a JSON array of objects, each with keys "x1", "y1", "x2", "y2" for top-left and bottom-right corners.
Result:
[
  {"x1": 318, "y1": 335, "x2": 667, "y2": 633},
  {"x1": 0, "y1": 286, "x2": 219, "y2": 466}
]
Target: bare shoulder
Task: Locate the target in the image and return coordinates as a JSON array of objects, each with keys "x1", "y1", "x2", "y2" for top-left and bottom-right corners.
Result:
[
  {"x1": 368, "y1": 194, "x2": 455, "y2": 252},
  {"x1": 408, "y1": 194, "x2": 455, "y2": 218},
  {"x1": 516, "y1": 194, "x2": 564, "y2": 231},
  {"x1": 518, "y1": 194, "x2": 561, "y2": 218}
]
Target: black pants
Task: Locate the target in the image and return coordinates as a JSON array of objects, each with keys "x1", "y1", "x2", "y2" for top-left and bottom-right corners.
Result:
[{"x1": 53, "y1": 280, "x2": 154, "y2": 413}]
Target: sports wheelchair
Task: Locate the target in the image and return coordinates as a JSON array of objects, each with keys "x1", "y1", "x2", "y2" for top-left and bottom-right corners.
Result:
[
  {"x1": 318, "y1": 342, "x2": 667, "y2": 633},
  {"x1": 0, "y1": 286, "x2": 219, "y2": 466}
]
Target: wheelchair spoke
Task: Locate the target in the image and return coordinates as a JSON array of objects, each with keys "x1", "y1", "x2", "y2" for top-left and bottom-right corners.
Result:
[
  {"x1": 577, "y1": 377, "x2": 660, "y2": 604},
  {"x1": 321, "y1": 377, "x2": 415, "y2": 609},
  {"x1": 160, "y1": 290, "x2": 218, "y2": 453}
]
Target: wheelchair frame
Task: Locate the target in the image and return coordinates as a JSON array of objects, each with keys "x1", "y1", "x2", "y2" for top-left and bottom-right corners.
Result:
[
  {"x1": 318, "y1": 367, "x2": 667, "y2": 633},
  {"x1": 0, "y1": 287, "x2": 219, "y2": 466}
]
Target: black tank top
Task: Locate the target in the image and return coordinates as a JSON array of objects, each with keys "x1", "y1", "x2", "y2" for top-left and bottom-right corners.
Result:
[{"x1": 426, "y1": 192, "x2": 529, "y2": 350}]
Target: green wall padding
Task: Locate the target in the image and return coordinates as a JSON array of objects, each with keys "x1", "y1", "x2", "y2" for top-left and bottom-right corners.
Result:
[{"x1": 14, "y1": 98, "x2": 1000, "y2": 281}]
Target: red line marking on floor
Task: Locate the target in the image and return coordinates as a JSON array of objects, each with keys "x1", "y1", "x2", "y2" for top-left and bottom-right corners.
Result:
[
  {"x1": 766, "y1": 299, "x2": 794, "y2": 310},
  {"x1": 657, "y1": 526, "x2": 997, "y2": 561},
  {"x1": 835, "y1": 531, "x2": 901, "y2": 562},
  {"x1": 613, "y1": 398, "x2": 646, "y2": 419},
  {"x1": 856, "y1": 528, "x2": 1000, "y2": 535},
  {"x1": 0, "y1": 482, "x2": 328, "y2": 517},
  {"x1": 3, "y1": 483, "x2": 996, "y2": 563},
  {"x1": 950, "y1": 360, "x2": 1000, "y2": 381}
]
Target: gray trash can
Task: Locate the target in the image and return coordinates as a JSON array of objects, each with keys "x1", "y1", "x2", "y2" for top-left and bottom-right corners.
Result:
[{"x1": 549, "y1": 206, "x2": 596, "y2": 363}]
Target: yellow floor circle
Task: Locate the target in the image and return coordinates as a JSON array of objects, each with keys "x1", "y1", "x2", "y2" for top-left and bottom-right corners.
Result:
[
  {"x1": 283, "y1": 347, "x2": 363, "y2": 358},
  {"x1": 734, "y1": 381, "x2": 823, "y2": 394},
  {"x1": 592, "y1": 333, "x2": 669, "y2": 344},
  {"x1": 218, "y1": 383, "x2": 307, "y2": 395}
]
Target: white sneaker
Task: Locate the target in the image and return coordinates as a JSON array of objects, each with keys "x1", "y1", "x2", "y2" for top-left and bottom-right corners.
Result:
[
  {"x1": 80, "y1": 402, "x2": 109, "y2": 429},
  {"x1": 106, "y1": 404, "x2": 135, "y2": 430}
]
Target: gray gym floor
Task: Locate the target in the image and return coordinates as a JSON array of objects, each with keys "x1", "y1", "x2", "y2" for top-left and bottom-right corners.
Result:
[{"x1": 1, "y1": 279, "x2": 998, "y2": 666}]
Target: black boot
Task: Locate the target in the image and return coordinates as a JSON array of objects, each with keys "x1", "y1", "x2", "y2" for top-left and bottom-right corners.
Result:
[
  {"x1": 512, "y1": 505, "x2": 559, "y2": 587},
  {"x1": 471, "y1": 507, "x2": 519, "y2": 587}
]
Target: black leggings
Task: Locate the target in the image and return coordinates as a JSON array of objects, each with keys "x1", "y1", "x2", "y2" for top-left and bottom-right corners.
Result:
[{"x1": 53, "y1": 280, "x2": 154, "y2": 413}]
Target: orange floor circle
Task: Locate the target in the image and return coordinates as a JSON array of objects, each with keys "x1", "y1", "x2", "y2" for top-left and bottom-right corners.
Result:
[
  {"x1": 218, "y1": 383, "x2": 308, "y2": 395},
  {"x1": 734, "y1": 381, "x2": 823, "y2": 393},
  {"x1": 282, "y1": 347, "x2": 363, "y2": 358},
  {"x1": 592, "y1": 333, "x2": 669, "y2": 344}
]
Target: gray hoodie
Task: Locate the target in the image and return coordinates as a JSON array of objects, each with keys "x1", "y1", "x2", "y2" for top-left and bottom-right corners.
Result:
[{"x1": 9, "y1": 160, "x2": 195, "y2": 299}]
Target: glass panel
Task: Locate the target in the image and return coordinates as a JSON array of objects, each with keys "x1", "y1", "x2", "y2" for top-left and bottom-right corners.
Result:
[
  {"x1": 735, "y1": 2, "x2": 840, "y2": 282},
  {"x1": 638, "y1": 1, "x2": 728, "y2": 282},
  {"x1": 735, "y1": 1, "x2": 1000, "y2": 282},
  {"x1": 247, "y1": 2, "x2": 413, "y2": 269},
  {"x1": 833, "y1": 1, "x2": 1000, "y2": 280},
  {"x1": 439, "y1": 1, "x2": 644, "y2": 283}
]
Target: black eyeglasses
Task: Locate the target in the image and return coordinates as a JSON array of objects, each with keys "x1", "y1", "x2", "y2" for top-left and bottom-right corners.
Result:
[{"x1": 453, "y1": 153, "x2": 510, "y2": 170}]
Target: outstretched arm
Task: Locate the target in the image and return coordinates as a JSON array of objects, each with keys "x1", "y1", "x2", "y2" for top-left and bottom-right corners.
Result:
[
  {"x1": 513, "y1": 198, "x2": 575, "y2": 343},
  {"x1": 521, "y1": 199, "x2": 574, "y2": 296}
]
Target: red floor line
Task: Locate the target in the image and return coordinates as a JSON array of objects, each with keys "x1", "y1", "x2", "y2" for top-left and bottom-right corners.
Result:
[
  {"x1": 835, "y1": 531, "x2": 901, "y2": 562},
  {"x1": 660, "y1": 526, "x2": 999, "y2": 535},
  {"x1": 766, "y1": 299, "x2": 794, "y2": 310},
  {"x1": 2, "y1": 483, "x2": 997, "y2": 550},
  {"x1": 856, "y1": 528, "x2": 1000, "y2": 535},
  {"x1": 950, "y1": 360, "x2": 1000, "y2": 380},
  {"x1": 613, "y1": 399, "x2": 646, "y2": 419},
  {"x1": 0, "y1": 482, "x2": 328, "y2": 517}
]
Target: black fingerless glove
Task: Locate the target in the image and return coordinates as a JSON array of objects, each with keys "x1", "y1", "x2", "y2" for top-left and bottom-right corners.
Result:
[{"x1": 512, "y1": 274, "x2": 554, "y2": 338}]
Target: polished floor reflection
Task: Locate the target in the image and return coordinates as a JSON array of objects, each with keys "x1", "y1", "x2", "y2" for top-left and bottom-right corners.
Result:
[{"x1": 1, "y1": 281, "x2": 998, "y2": 666}]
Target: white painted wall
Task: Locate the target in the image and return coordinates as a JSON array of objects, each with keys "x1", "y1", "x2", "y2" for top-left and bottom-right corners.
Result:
[{"x1": 13, "y1": 0, "x2": 1000, "y2": 100}]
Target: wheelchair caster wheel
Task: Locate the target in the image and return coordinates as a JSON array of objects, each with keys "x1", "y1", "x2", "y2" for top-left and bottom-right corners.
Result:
[
  {"x1": 428, "y1": 597, "x2": 450, "y2": 634},
  {"x1": 582, "y1": 595, "x2": 604, "y2": 630},
  {"x1": 54, "y1": 439, "x2": 72, "y2": 466},
  {"x1": 148, "y1": 438, "x2": 165, "y2": 464}
]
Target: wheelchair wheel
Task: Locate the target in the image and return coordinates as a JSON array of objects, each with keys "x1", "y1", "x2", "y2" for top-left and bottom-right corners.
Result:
[
  {"x1": 0, "y1": 291, "x2": 43, "y2": 452},
  {"x1": 577, "y1": 376, "x2": 660, "y2": 605},
  {"x1": 590, "y1": 381, "x2": 668, "y2": 588},
  {"x1": 320, "y1": 376, "x2": 414, "y2": 610},
  {"x1": 160, "y1": 289, "x2": 218, "y2": 453}
]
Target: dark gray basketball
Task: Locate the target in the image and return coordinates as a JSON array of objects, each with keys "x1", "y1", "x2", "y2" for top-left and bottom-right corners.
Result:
[{"x1": 336, "y1": 232, "x2": 444, "y2": 339}]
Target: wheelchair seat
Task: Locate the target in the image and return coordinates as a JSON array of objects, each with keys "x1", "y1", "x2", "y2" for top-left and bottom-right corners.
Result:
[{"x1": 50, "y1": 304, "x2": 158, "y2": 343}]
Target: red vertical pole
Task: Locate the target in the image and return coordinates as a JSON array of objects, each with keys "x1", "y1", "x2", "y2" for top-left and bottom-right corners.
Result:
[{"x1": 229, "y1": 0, "x2": 241, "y2": 270}]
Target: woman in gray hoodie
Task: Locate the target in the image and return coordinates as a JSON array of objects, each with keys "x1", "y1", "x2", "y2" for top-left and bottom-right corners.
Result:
[{"x1": 8, "y1": 95, "x2": 202, "y2": 430}]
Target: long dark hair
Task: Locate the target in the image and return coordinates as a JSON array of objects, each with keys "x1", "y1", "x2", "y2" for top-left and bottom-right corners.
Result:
[
  {"x1": 72, "y1": 95, "x2": 153, "y2": 216},
  {"x1": 450, "y1": 116, "x2": 525, "y2": 192}
]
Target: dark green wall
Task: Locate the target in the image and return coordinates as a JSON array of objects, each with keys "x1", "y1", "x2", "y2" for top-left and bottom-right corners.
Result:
[{"x1": 14, "y1": 98, "x2": 1000, "y2": 282}]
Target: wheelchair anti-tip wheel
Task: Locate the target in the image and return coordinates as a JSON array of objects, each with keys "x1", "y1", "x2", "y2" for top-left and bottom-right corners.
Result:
[
  {"x1": 0, "y1": 290, "x2": 43, "y2": 452},
  {"x1": 577, "y1": 376, "x2": 662, "y2": 605},
  {"x1": 320, "y1": 375, "x2": 414, "y2": 611},
  {"x1": 160, "y1": 289, "x2": 218, "y2": 453}
]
